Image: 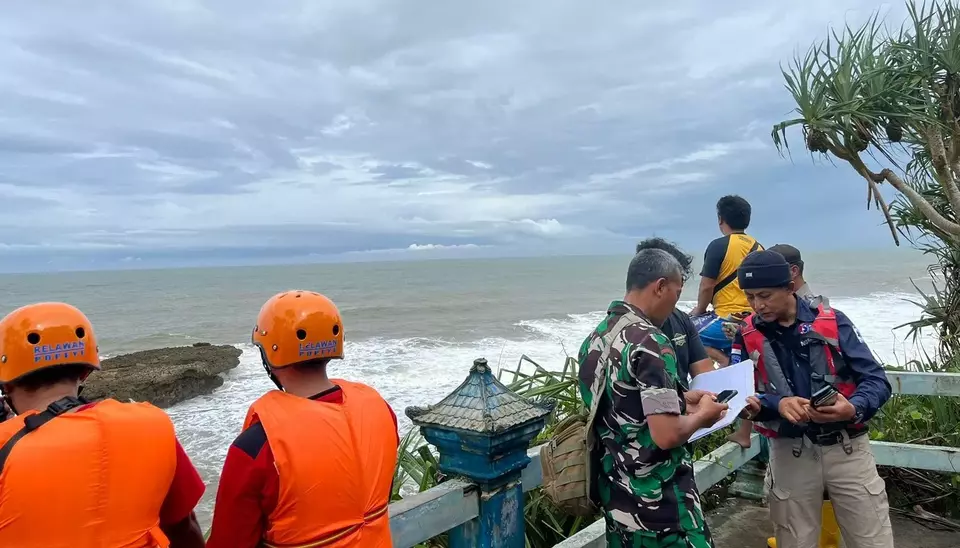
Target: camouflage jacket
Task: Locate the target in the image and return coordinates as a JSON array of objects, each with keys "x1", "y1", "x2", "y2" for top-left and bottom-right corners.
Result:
[{"x1": 577, "y1": 301, "x2": 707, "y2": 534}]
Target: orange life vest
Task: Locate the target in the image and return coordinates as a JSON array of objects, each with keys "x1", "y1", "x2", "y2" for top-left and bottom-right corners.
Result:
[
  {"x1": 0, "y1": 399, "x2": 177, "y2": 548},
  {"x1": 243, "y1": 380, "x2": 398, "y2": 548},
  {"x1": 740, "y1": 303, "x2": 864, "y2": 438}
]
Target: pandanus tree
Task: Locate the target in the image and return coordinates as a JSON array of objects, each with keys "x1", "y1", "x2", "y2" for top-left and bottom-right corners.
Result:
[{"x1": 772, "y1": 1, "x2": 960, "y2": 359}]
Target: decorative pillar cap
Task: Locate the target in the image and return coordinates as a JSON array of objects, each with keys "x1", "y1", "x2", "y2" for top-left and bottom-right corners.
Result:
[{"x1": 406, "y1": 357, "x2": 552, "y2": 434}]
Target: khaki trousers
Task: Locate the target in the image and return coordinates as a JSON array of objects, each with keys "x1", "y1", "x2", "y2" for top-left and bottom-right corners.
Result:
[{"x1": 767, "y1": 433, "x2": 894, "y2": 548}]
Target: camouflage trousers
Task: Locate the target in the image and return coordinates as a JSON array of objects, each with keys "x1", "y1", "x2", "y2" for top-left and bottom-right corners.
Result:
[{"x1": 604, "y1": 517, "x2": 714, "y2": 548}]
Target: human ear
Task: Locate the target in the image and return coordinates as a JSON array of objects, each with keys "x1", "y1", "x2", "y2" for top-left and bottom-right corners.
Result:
[{"x1": 656, "y1": 278, "x2": 667, "y2": 294}]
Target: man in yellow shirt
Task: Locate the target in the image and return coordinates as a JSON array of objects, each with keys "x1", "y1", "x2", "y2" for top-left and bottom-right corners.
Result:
[{"x1": 690, "y1": 195, "x2": 762, "y2": 366}]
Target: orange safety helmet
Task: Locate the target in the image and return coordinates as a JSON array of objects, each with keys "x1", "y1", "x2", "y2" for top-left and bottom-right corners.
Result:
[
  {"x1": 0, "y1": 302, "x2": 101, "y2": 384},
  {"x1": 252, "y1": 290, "x2": 344, "y2": 370}
]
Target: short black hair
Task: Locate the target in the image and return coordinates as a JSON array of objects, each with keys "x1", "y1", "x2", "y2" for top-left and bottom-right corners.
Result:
[
  {"x1": 626, "y1": 248, "x2": 682, "y2": 292},
  {"x1": 635, "y1": 237, "x2": 693, "y2": 278},
  {"x1": 768, "y1": 244, "x2": 804, "y2": 275},
  {"x1": 716, "y1": 195, "x2": 752, "y2": 231},
  {"x1": 292, "y1": 358, "x2": 331, "y2": 373},
  {"x1": 10, "y1": 364, "x2": 89, "y2": 392}
]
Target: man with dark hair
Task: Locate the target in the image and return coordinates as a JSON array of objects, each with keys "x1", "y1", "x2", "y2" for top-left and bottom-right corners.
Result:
[
  {"x1": 578, "y1": 248, "x2": 728, "y2": 547},
  {"x1": 734, "y1": 251, "x2": 894, "y2": 548},
  {"x1": 690, "y1": 195, "x2": 763, "y2": 365},
  {"x1": 636, "y1": 238, "x2": 715, "y2": 387}
]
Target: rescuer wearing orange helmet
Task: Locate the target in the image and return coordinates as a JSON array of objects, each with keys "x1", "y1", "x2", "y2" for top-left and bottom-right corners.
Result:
[
  {"x1": 207, "y1": 290, "x2": 400, "y2": 548},
  {"x1": 0, "y1": 302, "x2": 207, "y2": 548}
]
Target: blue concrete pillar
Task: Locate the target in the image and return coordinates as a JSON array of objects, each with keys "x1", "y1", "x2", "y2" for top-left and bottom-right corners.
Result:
[{"x1": 406, "y1": 358, "x2": 551, "y2": 548}]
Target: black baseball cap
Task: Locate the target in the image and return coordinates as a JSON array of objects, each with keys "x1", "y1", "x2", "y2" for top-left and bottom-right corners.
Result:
[{"x1": 768, "y1": 244, "x2": 802, "y2": 267}]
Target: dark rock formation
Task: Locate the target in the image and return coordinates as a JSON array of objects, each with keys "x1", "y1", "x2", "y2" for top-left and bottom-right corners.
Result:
[{"x1": 83, "y1": 343, "x2": 242, "y2": 408}]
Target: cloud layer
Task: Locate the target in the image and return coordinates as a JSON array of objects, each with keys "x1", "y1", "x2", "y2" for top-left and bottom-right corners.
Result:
[{"x1": 0, "y1": 1, "x2": 909, "y2": 271}]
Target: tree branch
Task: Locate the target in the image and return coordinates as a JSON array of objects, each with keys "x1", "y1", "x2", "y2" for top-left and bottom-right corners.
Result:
[
  {"x1": 922, "y1": 124, "x2": 960, "y2": 217},
  {"x1": 866, "y1": 176, "x2": 900, "y2": 245},
  {"x1": 943, "y1": 82, "x2": 960, "y2": 166},
  {"x1": 844, "y1": 156, "x2": 900, "y2": 245},
  {"x1": 832, "y1": 148, "x2": 903, "y2": 244},
  {"x1": 948, "y1": 117, "x2": 960, "y2": 169},
  {"x1": 880, "y1": 168, "x2": 960, "y2": 238}
]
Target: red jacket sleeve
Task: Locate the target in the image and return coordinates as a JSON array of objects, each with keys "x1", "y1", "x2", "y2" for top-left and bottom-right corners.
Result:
[
  {"x1": 206, "y1": 434, "x2": 272, "y2": 548},
  {"x1": 386, "y1": 403, "x2": 399, "y2": 446},
  {"x1": 158, "y1": 440, "x2": 205, "y2": 526}
]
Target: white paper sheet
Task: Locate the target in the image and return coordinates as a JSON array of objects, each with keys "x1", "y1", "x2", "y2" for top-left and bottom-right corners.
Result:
[{"x1": 687, "y1": 360, "x2": 755, "y2": 442}]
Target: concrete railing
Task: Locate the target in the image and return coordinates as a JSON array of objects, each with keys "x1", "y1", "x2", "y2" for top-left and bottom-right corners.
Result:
[{"x1": 388, "y1": 370, "x2": 960, "y2": 548}]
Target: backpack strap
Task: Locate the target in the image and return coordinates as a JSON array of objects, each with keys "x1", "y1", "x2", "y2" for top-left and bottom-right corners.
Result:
[
  {"x1": 0, "y1": 396, "x2": 87, "y2": 471},
  {"x1": 585, "y1": 310, "x2": 644, "y2": 437},
  {"x1": 713, "y1": 239, "x2": 761, "y2": 296}
]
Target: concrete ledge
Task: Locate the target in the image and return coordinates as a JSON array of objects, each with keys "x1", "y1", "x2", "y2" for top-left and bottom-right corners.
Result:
[
  {"x1": 694, "y1": 435, "x2": 761, "y2": 492},
  {"x1": 389, "y1": 480, "x2": 478, "y2": 548},
  {"x1": 522, "y1": 445, "x2": 543, "y2": 492},
  {"x1": 552, "y1": 520, "x2": 606, "y2": 548},
  {"x1": 888, "y1": 371, "x2": 960, "y2": 397},
  {"x1": 872, "y1": 441, "x2": 960, "y2": 473}
]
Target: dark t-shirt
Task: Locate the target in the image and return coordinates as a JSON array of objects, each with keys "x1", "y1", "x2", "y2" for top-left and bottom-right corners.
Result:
[
  {"x1": 661, "y1": 309, "x2": 709, "y2": 388},
  {"x1": 700, "y1": 236, "x2": 730, "y2": 279}
]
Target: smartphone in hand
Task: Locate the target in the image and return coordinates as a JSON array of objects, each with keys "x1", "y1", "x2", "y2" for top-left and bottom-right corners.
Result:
[
  {"x1": 811, "y1": 384, "x2": 839, "y2": 408},
  {"x1": 715, "y1": 390, "x2": 738, "y2": 404}
]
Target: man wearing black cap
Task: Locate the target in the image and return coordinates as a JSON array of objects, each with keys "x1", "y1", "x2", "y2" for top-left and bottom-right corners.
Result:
[
  {"x1": 767, "y1": 244, "x2": 817, "y2": 303},
  {"x1": 734, "y1": 251, "x2": 893, "y2": 548},
  {"x1": 753, "y1": 244, "x2": 841, "y2": 548}
]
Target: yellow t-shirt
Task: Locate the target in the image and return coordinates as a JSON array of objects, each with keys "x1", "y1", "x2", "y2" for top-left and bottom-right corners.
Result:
[{"x1": 700, "y1": 233, "x2": 763, "y2": 317}]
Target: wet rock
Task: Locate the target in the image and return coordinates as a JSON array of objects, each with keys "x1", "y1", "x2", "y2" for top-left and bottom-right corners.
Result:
[{"x1": 83, "y1": 344, "x2": 242, "y2": 408}]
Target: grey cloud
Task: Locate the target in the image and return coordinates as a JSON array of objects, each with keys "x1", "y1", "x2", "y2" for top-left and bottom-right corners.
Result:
[{"x1": 0, "y1": 0, "x2": 908, "y2": 270}]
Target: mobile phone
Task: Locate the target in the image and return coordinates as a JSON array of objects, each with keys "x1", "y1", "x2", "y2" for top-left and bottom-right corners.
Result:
[
  {"x1": 716, "y1": 390, "x2": 738, "y2": 404},
  {"x1": 811, "y1": 384, "x2": 839, "y2": 408}
]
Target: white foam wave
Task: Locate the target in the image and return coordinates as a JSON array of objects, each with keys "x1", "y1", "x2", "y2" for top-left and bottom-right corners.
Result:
[{"x1": 168, "y1": 291, "x2": 934, "y2": 526}]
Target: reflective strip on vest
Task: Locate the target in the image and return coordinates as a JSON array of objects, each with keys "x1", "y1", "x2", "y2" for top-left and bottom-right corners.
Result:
[
  {"x1": 262, "y1": 505, "x2": 389, "y2": 548},
  {"x1": 741, "y1": 303, "x2": 862, "y2": 438},
  {"x1": 0, "y1": 399, "x2": 177, "y2": 548},
  {"x1": 246, "y1": 381, "x2": 397, "y2": 548}
]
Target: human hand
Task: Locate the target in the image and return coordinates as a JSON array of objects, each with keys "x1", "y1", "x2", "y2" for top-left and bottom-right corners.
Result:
[
  {"x1": 739, "y1": 395, "x2": 761, "y2": 420},
  {"x1": 721, "y1": 321, "x2": 740, "y2": 341},
  {"x1": 778, "y1": 396, "x2": 811, "y2": 424},
  {"x1": 683, "y1": 389, "x2": 715, "y2": 406},
  {"x1": 693, "y1": 395, "x2": 729, "y2": 428},
  {"x1": 806, "y1": 393, "x2": 857, "y2": 424}
]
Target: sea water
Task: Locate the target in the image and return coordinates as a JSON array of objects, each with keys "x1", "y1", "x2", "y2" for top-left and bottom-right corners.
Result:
[{"x1": 0, "y1": 250, "x2": 939, "y2": 525}]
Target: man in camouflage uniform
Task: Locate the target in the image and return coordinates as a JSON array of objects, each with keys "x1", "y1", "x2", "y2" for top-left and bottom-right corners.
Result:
[{"x1": 579, "y1": 248, "x2": 729, "y2": 548}]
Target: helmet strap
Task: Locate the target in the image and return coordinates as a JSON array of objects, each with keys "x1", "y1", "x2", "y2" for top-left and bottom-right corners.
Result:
[
  {"x1": 258, "y1": 349, "x2": 285, "y2": 391},
  {"x1": 2, "y1": 392, "x2": 17, "y2": 418},
  {"x1": 266, "y1": 365, "x2": 284, "y2": 391}
]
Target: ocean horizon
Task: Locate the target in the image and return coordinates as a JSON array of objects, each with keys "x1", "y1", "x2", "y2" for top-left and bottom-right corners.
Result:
[{"x1": 0, "y1": 243, "x2": 922, "y2": 275}]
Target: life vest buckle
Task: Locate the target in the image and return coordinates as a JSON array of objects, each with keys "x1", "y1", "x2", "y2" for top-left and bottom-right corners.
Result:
[{"x1": 46, "y1": 396, "x2": 85, "y2": 416}]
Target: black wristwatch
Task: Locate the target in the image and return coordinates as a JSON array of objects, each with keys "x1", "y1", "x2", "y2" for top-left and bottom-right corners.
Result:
[{"x1": 852, "y1": 405, "x2": 865, "y2": 425}]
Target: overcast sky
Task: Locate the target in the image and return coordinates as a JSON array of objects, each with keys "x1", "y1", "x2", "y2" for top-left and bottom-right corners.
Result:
[{"x1": 0, "y1": 1, "x2": 914, "y2": 272}]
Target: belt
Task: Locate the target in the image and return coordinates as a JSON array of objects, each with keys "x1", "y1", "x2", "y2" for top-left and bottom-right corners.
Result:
[{"x1": 804, "y1": 428, "x2": 868, "y2": 447}]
